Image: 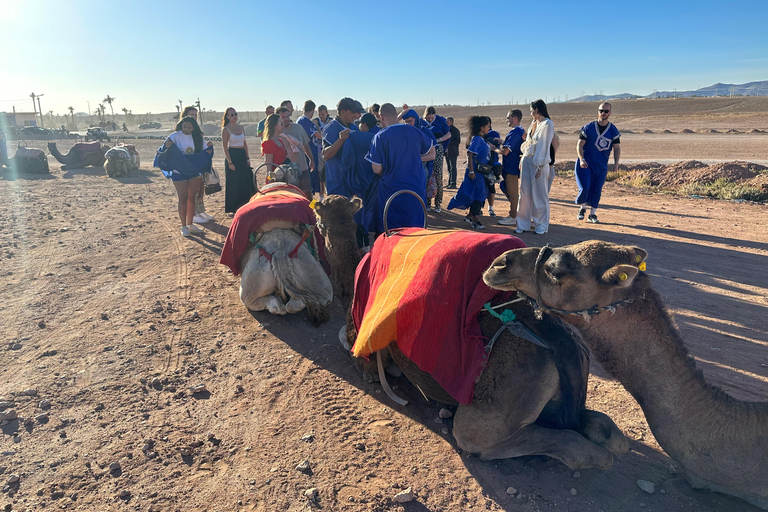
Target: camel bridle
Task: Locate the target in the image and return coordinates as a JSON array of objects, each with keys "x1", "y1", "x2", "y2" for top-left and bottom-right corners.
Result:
[{"x1": 518, "y1": 245, "x2": 644, "y2": 322}]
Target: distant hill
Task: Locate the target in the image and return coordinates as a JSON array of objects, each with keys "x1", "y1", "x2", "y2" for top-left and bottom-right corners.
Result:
[{"x1": 569, "y1": 80, "x2": 768, "y2": 102}]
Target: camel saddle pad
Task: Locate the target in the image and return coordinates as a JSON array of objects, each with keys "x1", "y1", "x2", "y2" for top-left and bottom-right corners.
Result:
[
  {"x1": 77, "y1": 141, "x2": 104, "y2": 154},
  {"x1": 352, "y1": 228, "x2": 526, "y2": 404},
  {"x1": 219, "y1": 183, "x2": 326, "y2": 276}
]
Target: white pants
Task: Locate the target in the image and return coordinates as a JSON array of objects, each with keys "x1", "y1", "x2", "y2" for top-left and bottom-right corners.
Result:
[{"x1": 517, "y1": 156, "x2": 552, "y2": 232}]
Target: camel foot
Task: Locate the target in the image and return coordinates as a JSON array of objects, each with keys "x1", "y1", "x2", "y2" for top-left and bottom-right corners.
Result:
[
  {"x1": 338, "y1": 325, "x2": 350, "y2": 351},
  {"x1": 580, "y1": 409, "x2": 629, "y2": 455},
  {"x1": 285, "y1": 297, "x2": 306, "y2": 314},
  {"x1": 246, "y1": 295, "x2": 287, "y2": 315}
]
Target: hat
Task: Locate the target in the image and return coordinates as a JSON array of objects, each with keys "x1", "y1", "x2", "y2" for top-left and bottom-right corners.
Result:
[
  {"x1": 337, "y1": 97, "x2": 365, "y2": 113},
  {"x1": 360, "y1": 113, "x2": 377, "y2": 129},
  {"x1": 402, "y1": 109, "x2": 419, "y2": 120}
]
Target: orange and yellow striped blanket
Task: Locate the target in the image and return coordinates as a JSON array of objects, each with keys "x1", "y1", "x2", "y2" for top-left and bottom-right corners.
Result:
[{"x1": 351, "y1": 228, "x2": 526, "y2": 404}]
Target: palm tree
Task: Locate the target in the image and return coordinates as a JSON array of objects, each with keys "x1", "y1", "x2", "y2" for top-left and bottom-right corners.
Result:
[{"x1": 103, "y1": 95, "x2": 115, "y2": 121}]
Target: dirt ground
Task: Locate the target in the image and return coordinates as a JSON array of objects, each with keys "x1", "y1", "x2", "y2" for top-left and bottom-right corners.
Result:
[{"x1": 1, "y1": 108, "x2": 767, "y2": 512}]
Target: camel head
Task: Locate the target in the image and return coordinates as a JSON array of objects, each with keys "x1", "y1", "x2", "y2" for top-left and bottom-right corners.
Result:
[
  {"x1": 47, "y1": 142, "x2": 57, "y2": 150},
  {"x1": 483, "y1": 241, "x2": 648, "y2": 316},
  {"x1": 314, "y1": 195, "x2": 361, "y2": 238}
]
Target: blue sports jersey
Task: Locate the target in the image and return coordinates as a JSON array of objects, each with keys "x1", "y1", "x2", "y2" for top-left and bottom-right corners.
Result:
[
  {"x1": 365, "y1": 124, "x2": 433, "y2": 232},
  {"x1": 502, "y1": 126, "x2": 526, "y2": 176}
]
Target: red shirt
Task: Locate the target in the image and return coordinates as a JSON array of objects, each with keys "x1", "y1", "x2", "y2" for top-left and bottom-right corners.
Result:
[{"x1": 261, "y1": 139, "x2": 287, "y2": 164}]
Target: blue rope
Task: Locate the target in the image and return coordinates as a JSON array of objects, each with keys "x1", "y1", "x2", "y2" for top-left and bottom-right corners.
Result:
[{"x1": 483, "y1": 302, "x2": 516, "y2": 324}]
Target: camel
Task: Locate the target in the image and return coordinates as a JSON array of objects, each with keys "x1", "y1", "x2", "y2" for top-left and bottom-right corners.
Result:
[
  {"x1": 104, "y1": 145, "x2": 140, "y2": 178},
  {"x1": 220, "y1": 183, "x2": 333, "y2": 326},
  {"x1": 47, "y1": 141, "x2": 107, "y2": 170},
  {"x1": 314, "y1": 195, "x2": 629, "y2": 470},
  {"x1": 483, "y1": 241, "x2": 768, "y2": 509}
]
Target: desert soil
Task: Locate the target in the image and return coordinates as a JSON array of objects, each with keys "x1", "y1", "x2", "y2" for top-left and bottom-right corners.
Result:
[{"x1": 1, "y1": 107, "x2": 767, "y2": 512}]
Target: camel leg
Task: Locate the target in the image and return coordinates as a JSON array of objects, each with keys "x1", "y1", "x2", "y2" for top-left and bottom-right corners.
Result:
[
  {"x1": 247, "y1": 295, "x2": 288, "y2": 315},
  {"x1": 454, "y1": 405, "x2": 614, "y2": 470},
  {"x1": 579, "y1": 409, "x2": 629, "y2": 455},
  {"x1": 239, "y1": 247, "x2": 282, "y2": 312}
]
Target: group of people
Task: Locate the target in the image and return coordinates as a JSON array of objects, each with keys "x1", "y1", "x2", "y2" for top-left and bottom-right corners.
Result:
[{"x1": 156, "y1": 98, "x2": 621, "y2": 241}]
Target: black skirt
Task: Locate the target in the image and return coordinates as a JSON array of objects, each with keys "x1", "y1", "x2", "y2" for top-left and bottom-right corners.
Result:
[{"x1": 224, "y1": 147, "x2": 255, "y2": 213}]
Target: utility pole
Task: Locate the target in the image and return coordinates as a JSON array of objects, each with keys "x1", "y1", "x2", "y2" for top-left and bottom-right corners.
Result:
[
  {"x1": 37, "y1": 95, "x2": 45, "y2": 128},
  {"x1": 195, "y1": 97, "x2": 202, "y2": 123},
  {"x1": 30, "y1": 92, "x2": 44, "y2": 127}
]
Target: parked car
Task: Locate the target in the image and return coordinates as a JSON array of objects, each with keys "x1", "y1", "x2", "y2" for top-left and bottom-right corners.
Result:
[
  {"x1": 138, "y1": 122, "x2": 162, "y2": 130},
  {"x1": 19, "y1": 126, "x2": 54, "y2": 139},
  {"x1": 85, "y1": 127, "x2": 110, "y2": 142}
]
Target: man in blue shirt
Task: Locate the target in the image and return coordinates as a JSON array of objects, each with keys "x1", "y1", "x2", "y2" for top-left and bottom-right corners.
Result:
[
  {"x1": 365, "y1": 103, "x2": 435, "y2": 233},
  {"x1": 575, "y1": 102, "x2": 621, "y2": 223},
  {"x1": 256, "y1": 105, "x2": 274, "y2": 138},
  {"x1": 490, "y1": 109, "x2": 526, "y2": 226},
  {"x1": 322, "y1": 97, "x2": 364, "y2": 197},
  {"x1": 341, "y1": 113, "x2": 378, "y2": 250},
  {"x1": 297, "y1": 100, "x2": 323, "y2": 195}
]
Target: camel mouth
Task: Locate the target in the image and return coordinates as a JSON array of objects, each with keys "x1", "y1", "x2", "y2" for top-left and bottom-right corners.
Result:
[{"x1": 482, "y1": 267, "x2": 519, "y2": 291}]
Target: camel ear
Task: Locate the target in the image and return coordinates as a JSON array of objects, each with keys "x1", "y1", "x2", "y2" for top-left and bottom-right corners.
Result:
[
  {"x1": 314, "y1": 201, "x2": 324, "y2": 214},
  {"x1": 601, "y1": 264, "x2": 639, "y2": 288},
  {"x1": 349, "y1": 198, "x2": 362, "y2": 213},
  {"x1": 633, "y1": 248, "x2": 648, "y2": 264}
]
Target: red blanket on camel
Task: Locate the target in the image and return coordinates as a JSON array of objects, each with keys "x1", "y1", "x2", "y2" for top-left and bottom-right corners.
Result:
[
  {"x1": 219, "y1": 183, "x2": 327, "y2": 276},
  {"x1": 351, "y1": 228, "x2": 526, "y2": 404}
]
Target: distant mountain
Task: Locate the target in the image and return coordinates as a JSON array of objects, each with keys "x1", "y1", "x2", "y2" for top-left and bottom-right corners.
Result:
[{"x1": 568, "y1": 80, "x2": 768, "y2": 102}]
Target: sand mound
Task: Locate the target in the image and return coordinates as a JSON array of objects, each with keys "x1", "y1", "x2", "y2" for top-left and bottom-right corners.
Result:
[
  {"x1": 727, "y1": 129, "x2": 741, "y2": 133},
  {"x1": 682, "y1": 129, "x2": 695, "y2": 133},
  {"x1": 202, "y1": 123, "x2": 219, "y2": 136},
  {"x1": 704, "y1": 129, "x2": 719, "y2": 133},
  {"x1": 747, "y1": 174, "x2": 768, "y2": 191},
  {"x1": 622, "y1": 129, "x2": 635, "y2": 134},
  {"x1": 556, "y1": 130, "x2": 568, "y2": 135},
  {"x1": 643, "y1": 129, "x2": 654, "y2": 134},
  {"x1": 748, "y1": 129, "x2": 764, "y2": 134},
  {"x1": 662, "y1": 129, "x2": 673, "y2": 133},
  {"x1": 630, "y1": 160, "x2": 766, "y2": 188}
]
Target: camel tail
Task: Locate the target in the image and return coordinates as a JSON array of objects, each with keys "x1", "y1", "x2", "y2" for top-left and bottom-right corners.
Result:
[{"x1": 271, "y1": 240, "x2": 333, "y2": 319}]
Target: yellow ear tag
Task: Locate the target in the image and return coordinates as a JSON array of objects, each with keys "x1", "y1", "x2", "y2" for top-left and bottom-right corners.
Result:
[
  {"x1": 638, "y1": 262, "x2": 646, "y2": 271},
  {"x1": 309, "y1": 199, "x2": 317, "y2": 209},
  {"x1": 635, "y1": 255, "x2": 642, "y2": 263},
  {"x1": 619, "y1": 272, "x2": 628, "y2": 281}
]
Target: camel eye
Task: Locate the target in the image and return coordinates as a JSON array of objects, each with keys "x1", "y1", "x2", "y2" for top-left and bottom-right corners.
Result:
[{"x1": 544, "y1": 265, "x2": 568, "y2": 282}]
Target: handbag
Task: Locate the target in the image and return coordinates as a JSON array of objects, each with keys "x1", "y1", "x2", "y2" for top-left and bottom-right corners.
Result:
[{"x1": 205, "y1": 165, "x2": 222, "y2": 195}]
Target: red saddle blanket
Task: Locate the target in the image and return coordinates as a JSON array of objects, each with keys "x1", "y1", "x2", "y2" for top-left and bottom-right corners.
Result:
[
  {"x1": 352, "y1": 228, "x2": 526, "y2": 404},
  {"x1": 219, "y1": 183, "x2": 327, "y2": 276}
]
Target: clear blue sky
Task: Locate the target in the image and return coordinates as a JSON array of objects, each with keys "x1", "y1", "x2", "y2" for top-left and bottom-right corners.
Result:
[{"x1": 1, "y1": 0, "x2": 766, "y2": 115}]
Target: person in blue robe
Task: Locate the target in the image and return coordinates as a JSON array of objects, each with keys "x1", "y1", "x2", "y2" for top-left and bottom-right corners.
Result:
[
  {"x1": 447, "y1": 116, "x2": 491, "y2": 230},
  {"x1": 575, "y1": 102, "x2": 621, "y2": 223},
  {"x1": 364, "y1": 104, "x2": 435, "y2": 234},
  {"x1": 322, "y1": 98, "x2": 363, "y2": 198}
]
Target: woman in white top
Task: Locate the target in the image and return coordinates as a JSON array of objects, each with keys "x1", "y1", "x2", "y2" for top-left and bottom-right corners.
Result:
[
  {"x1": 516, "y1": 99, "x2": 555, "y2": 235},
  {"x1": 222, "y1": 107, "x2": 255, "y2": 213},
  {"x1": 159, "y1": 117, "x2": 214, "y2": 236}
]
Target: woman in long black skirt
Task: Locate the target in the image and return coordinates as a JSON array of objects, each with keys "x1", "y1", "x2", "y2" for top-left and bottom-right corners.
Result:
[{"x1": 222, "y1": 107, "x2": 255, "y2": 213}]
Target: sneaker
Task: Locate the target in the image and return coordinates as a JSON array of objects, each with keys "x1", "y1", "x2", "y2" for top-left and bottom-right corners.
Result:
[
  {"x1": 427, "y1": 206, "x2": 436, "y2": 212},
  {"x1": 464, "y1": 216, "x2": 472, "y2": 224},
  {"x1": 534, "y1": 227, "x2": 547, "y2": 235},
  {"x1": 187, "y1": 224, "x2": 204, "y2": 235},
  {"x1": 588, "y1": 214, "x2": 599, "y2": 223},
  {"x1": 514, "y1": 228, "x2": 524, "y2": 234},
  {"x1": 470, "y1": 220, "x2": 486, "y2": 230},
  {"x1": 577, "y1": 207, "x2": 586, "y2": 220},
  {"x1": 488, "y1": 208, "x2": 496, "y2": 217},
  {"x1": 434, "y1": 207, "x2": 441, "y2": 213},
  {"x1": 192, "y1": 214, "x2": 208, "y2": 224},
  {"x1": 497, "y1": 216, "x2": 516, "y2": 226},
  {"x1": 180, "y1": 226, "x2": 190, "y2": 237},
  {"x1": 202, "y1": 212, "x2": 215, "y2": 221}
]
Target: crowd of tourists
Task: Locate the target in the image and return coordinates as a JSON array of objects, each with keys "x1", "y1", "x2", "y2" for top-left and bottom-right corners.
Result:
[{"x1": 154, "y1": 99, "x2": 620, "y2": 241}]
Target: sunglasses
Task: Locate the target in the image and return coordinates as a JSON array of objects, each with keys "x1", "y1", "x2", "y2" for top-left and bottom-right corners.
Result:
[
  {"x1": 230, "y1": 112, "x2": 238, "y2": 116},
  {"x1": 599, "y1": 109, "x2": 610, "y2": 113}
]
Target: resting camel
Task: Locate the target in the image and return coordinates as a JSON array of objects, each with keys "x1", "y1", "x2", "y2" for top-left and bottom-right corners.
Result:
[
  {"x1": 104, "y1": 145, "x2": 141, "y2": 178},
  {"x1": 483, "y1": 241, "x2": 768, "y2": 509},
  {"x1": 314, "y1": 195, "x2": 629, "y2": 470},
  {"x1": 47, "y1": 141, "x2": 107, "y2": 170},
  {"x1": 220, "y1": 183, "x2": 332, "y2": 326}
]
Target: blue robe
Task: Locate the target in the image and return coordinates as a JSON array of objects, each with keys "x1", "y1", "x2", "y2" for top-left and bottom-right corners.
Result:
[
  {"x1": 365, "y1": 124, "x2": 433, "y2": 233},
  {"x1": 322, "y1": 118, "x2": 357, "y2": 197},
  {"x1": 423, "y1": 115, "x2": 451, "y2": 151},
  {"x1": 501, "y1": 126, "x2": 525, "y2": 177},
  {"x1": 575, "y1": 121, "x2": 621, "y2": 208},
  {"x1": 341, "y1": 130, "x2": 375, "y2": 199},
  {"x1": 447, "y1": 136, "x2": 489, "y2": 210},
  {"x1": 297, "y1": 115, "x2": 321, "y2": 193},
  {"x1": 154, "y1": 143, "x2": 213, "y2": 181}
]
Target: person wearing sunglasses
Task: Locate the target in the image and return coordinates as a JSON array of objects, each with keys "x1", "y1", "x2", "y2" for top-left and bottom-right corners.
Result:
[
  {"x1": 181, "y1": 105, "x2": 215, "y2": 224},
  {"x1": 575, "y1": 102, "x2": 621, "y2": 223},
  {"x1": 222, "y1": 107, "x2": 255, "y2": 213}
]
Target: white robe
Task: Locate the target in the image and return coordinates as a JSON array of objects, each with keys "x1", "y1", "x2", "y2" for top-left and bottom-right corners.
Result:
[{"x1": 517, "y1": 118, "x2": 554, "y2": 233}]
